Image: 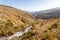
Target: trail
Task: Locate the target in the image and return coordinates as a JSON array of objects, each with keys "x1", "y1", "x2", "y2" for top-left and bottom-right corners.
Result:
[{"x1": 0, "y1": 26, "x2": 32, "y2": 40}]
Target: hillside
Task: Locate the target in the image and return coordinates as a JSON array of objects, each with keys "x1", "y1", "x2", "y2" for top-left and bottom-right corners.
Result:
[
  {"x1": 10, "y1": 17, "x2": 60, "y2": 40},
  {"x1": 33, "y1": 7, "x2": 60, "y2": 19},
  {"x1": 19, "y1": 17, "x2": 60, "y2": 40},
  {"x1": 0, "y1": 5, "x2": 60, "y2": 40},
  {"x1": 0, "y1": 5, "x2": 35, "y2": 36}
]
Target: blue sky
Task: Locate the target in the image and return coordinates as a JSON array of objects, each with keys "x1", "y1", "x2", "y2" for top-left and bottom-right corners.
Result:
[{"x1": 0, "y1": 0, "x2": 60, "y2": 12}]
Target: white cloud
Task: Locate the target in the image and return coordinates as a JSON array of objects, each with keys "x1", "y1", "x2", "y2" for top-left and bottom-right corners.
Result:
[
  {"x1": 36, "y1": 0, "x2": 60, "y2": 11},
  {"x1": 49, "y1": 0, "x2": 60, "y2": 7},
  {"x1": 25, "y1": 0, "x2": 60, "y2": 11}
]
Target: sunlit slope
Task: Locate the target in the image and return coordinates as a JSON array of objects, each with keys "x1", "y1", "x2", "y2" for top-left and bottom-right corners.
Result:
[
  {"x1": 20, "y1": 18, "x2": 60, "y2": 40},
  {"x1": 0, "y1": 5, "x2": 35, "y2": 36}
]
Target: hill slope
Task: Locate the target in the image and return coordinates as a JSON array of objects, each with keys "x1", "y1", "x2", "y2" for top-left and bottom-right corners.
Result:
[
  {"x1": 0, "y1": 5, "x2": 35, "y2": 36},
  {"x1": 19, "y1": 18, "x2": 60, "y2": 40}
]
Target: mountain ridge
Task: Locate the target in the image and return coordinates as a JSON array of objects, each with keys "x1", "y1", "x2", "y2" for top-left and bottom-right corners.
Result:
[{"x1": 32, "y1": 7, "x2": 60, "y2": 19}]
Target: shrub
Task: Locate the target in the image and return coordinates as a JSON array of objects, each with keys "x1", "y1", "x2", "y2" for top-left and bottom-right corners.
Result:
[{"x1": 5, "y1": 20, "x2": 14, "y2": 27}]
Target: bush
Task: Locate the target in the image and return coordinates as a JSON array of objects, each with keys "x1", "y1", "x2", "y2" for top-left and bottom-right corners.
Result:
[{"x1": 5, "y1": 20, "x2": 14, "y2": 27}]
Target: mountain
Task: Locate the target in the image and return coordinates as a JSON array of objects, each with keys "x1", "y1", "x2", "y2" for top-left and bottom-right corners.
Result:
[
  {"x1": 33, "y1": 7, "x2": 60, "y2": 19},
  {"x1": 0, "y1": 5, "x2": 35, "y2": 36}
]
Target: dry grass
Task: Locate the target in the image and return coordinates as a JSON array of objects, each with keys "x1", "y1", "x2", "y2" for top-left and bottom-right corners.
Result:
[
  {"x1": 19, "y1": 18, "x2": 60, "y2": 40},
  {"x1": 0, "y1": 5, "x2": 60, "y2": 40},
  {"x1": 0, "y1": 5, "x2": 35, "y2": 37}
]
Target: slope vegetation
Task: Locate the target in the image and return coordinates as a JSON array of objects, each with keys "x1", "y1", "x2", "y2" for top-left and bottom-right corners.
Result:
[{"x1": 0, "y1": 5, "x2": 35, "y2": 36}]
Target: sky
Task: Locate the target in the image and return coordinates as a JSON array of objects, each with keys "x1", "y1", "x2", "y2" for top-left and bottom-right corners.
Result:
[{"x1": 0, "y1": 0, "x2": 60, "y2": 12}]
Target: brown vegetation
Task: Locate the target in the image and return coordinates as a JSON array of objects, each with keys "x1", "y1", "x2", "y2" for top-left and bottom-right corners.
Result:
[
  {"x1": 19, "y1": 18, "x2": 60, "y2": 40},
  {"x1": 0, "y1": 5, "x2": 60, "y2": 40},
  {"x1": 0, "y1": 5, "x2": 35, "y2": 36}
]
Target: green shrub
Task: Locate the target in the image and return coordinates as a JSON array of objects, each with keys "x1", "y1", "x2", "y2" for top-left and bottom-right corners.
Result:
[
  {"x1": 14, "y1": 25, "x2": 25, "y2": 31},
  {"x1": 5, "y1": 20, "x2": 14, "y2": 27}
]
